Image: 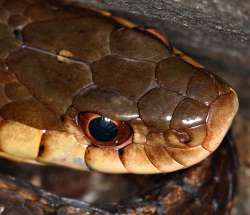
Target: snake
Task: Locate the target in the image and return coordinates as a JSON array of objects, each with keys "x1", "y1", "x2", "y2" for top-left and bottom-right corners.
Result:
[{"x1": 0, "y1": 0, "x2": 239, "y2": 214}]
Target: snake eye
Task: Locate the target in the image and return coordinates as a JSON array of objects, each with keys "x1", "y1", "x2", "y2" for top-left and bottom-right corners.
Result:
[
  {"x1": 89, "y1": 117, "x2": 118, "y2": 142},
  {"x1": 77, "y1": 112, "x2": 132, "y2": 149}
]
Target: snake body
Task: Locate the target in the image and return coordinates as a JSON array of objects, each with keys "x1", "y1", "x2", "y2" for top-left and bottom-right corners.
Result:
[{"x1": 0, "y1": 0, "x2": 239, "y2": 214}]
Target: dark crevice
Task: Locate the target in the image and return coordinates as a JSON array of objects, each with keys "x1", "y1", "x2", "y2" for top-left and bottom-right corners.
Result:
[{"x1": 13, "y1": 29, "x2": 24, "y2": 42}]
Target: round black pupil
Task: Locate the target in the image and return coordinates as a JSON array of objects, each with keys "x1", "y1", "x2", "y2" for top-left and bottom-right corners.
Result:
[{"x1": 89, "y1": 117, "x2": 118, "y2": 142}]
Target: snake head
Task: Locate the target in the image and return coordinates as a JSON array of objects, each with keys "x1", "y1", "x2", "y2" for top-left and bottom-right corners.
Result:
[
  {"x1": 68, "y1": 56, "x2": 238, "y2": 174},
  {"x1": 0, "y1": 2, "x2": 238, "y2": 174}
]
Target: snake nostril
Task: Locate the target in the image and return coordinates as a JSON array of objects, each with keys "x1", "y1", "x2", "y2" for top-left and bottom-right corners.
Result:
[
  {"x1": 176, "y1": 130, "x2": 191, "y2": 144},
  {"x1": 164, "y1": 129, "x2": 191, "y2": 145}
]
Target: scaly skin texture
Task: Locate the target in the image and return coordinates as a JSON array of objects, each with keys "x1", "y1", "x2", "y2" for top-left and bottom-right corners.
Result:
[
  {"x1": 0, "y1": 0, "x2": 239, "y2": 214},
  {"x1": 0, "y1": 0, "x2": 238, "y2": 174}
]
